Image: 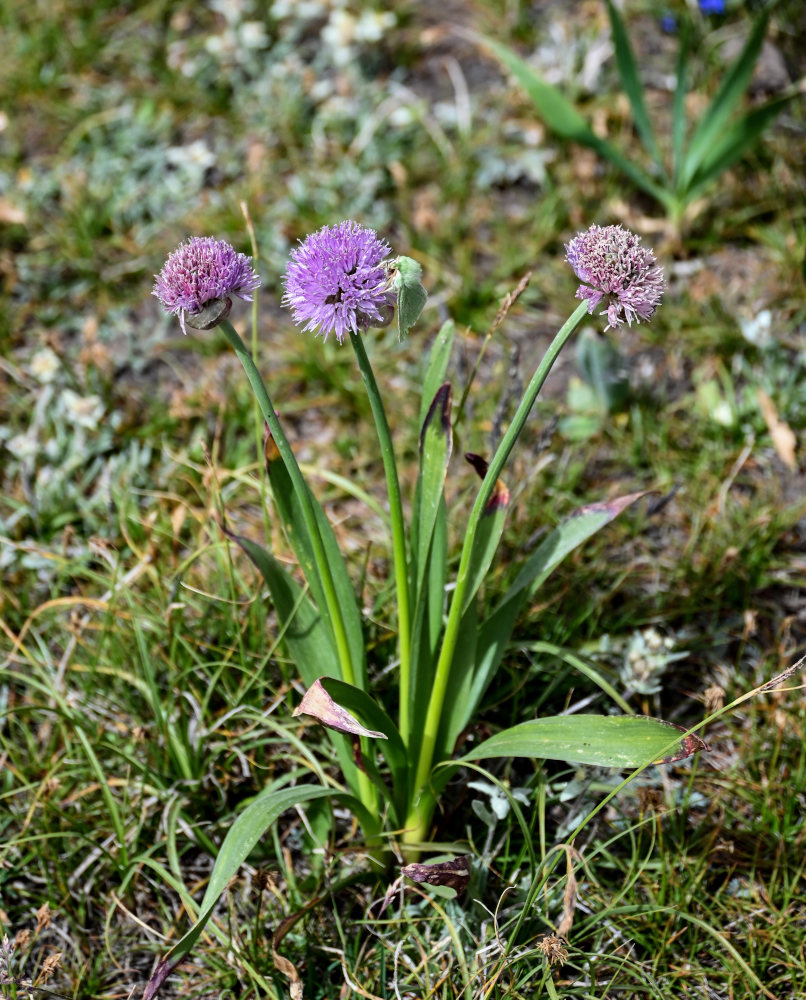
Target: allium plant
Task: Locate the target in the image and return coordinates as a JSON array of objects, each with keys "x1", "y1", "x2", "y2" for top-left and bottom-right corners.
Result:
[
  {"x1": 486, "y1": 1, "x2": 796, "y2": 232},
  {"x1": 282, "y1": 220, "x2": 396, "y2": 342},
  {"x1": 146, "y1": 221, "x2": 705, "y2": 999}
]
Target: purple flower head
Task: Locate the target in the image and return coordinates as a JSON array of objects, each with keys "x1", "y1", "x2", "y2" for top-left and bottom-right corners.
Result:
[
  {"x1": 282, "y1": 220, "x2": 396, "y2": 344},
  {"x1": 565, "y1": 224, "x2": 665, "y2": 330},
  {"x1": 153, "y1": 236, "x2": 261, "y2": 334}
]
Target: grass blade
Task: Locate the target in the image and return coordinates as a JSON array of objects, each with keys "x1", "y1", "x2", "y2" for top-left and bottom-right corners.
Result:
[{"x1": 143, "y1": 784, "x2": 374, "y2": 1000}]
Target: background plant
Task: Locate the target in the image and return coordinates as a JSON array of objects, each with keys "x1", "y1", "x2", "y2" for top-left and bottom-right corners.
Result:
[{"x1": 485, "y1": 0, "x2": 801, "y2": 232}]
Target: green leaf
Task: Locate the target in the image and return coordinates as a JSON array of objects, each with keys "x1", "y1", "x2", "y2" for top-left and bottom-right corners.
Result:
[
  {"x1": 466, "y1": 491, "x2": 651, "y2": 731},
  {"x1": 143, "y1": 783, "x2": 371, "y2": 1000},
  {"x1": 606, "y1": 0, "x2": 663, "y2": 171},
  {"x1": 460, "y1": 715, "x2": 709, "y2": 769},
  {"x1": 483, "y1": 36, "x2": 669, "y2": 206},
  {"x1": 319, "y1": 677, "x2": 410, "y2": 823},
  {"x1": 671, "y1": 20, "x2": 690, "y2": 189},
  {"x1": 415, "y1": 383, "x2": 453, "y2": 600},
  {"x1": 435, "y1": 598, "x2": 478, "y2": 764},
  {"x1": 392, "y1": 256, "x2": 428, "y2": 341},
  {"x1": 461, "y1": 453, "x2": 510, "y2": 615},
  {"x1": 681, "y1": 7, "x2": 770, "y2": 190},
  {"x1": 265, "y1": 435, "x2": 367, "y2": 689},
  {"x1": 409, "y1": 494, "x2": 448, "y2": 751},
  {"x1": 419, "y1": 320, "x2": 455, "y2": 428},
  {"x1": 686, "y1": 93, "x2": 795, "y2": 203},
  {"x1": 223, "y1": 529, "x2": 336, "y2": 686}
]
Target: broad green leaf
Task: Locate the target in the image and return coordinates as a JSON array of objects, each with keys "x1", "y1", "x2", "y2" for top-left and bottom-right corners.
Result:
[
  {"x1": 419, "y1": 320, "x2": 455, "y2": 428},
  {"x1": 265, "y1": 434, "x2": 367, "y2": 688},
  {"x1": 484, "y1": 36, "x2": 669, "y2": 206},
  {"x1": 466, "y1": 491, "x2": 650, "y2": 731},
  {"x1": 143, "y1": 783, "x2": 373, "y2": 1000},
  {"x1": 461, "y1": 453, "x2": 510, "y2": 615},
  {"x1": 686, "y1": 93, "x2": 795, "y2": 204},
  {"x1": 681, "y1": 7, "x2": 770, "y2": 189},
  {"x1": 460, "y1": 715, "x2": 709, "y2": 769},
  {"x1": 415, "y1": 383, "x2": 453, "y2": 599},
  {"x1": 392, "y1": 256, "x2": 428, "y2": 341},
  {"x1": 319, "y1": 676, "x2": 410, "y2": 823},
  {"x1": 606, "y1": 0, "x2": 663, "y2": 171},
  {"x1": 223, "y1": 529, "x2": 336, "y2": 686}
]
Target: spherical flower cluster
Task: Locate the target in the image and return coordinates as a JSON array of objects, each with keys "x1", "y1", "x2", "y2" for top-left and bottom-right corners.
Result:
[
  {"x1": 565, "y1": 224, "x2": 665, "y2": 330},
  {"x1": 282, "y1": 221, "x2": 395, "y2": 343},
  {"x1": 153, "y1": 236, "x2": 261, "y2": 333}
]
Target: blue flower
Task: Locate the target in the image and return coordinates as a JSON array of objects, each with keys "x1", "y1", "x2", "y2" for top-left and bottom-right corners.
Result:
[{"x1": 698, "y1": 0, "x2": 726, "y2": 15}]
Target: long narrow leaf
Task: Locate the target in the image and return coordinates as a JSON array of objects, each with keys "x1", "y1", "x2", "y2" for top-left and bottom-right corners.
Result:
[
  {"x1": 686, "y1": 93, "x2": 795, "y2": 203},
  {"x1": 671, "y1": 19, "x2": 690, "y2": 189},
  {"x1": 408, "y1": 495, "x2": 448, "y2": 752},
  {"x1": 460, "y1": 715, "x2": 709, "y2": 768},
  {"x1": 265, "y1": 435, "x2": 367, "y2": 688},
  {"x1": 606, "y1": 0, "x2": 663, "y2": 170},
  {"x1": 681, "y1": 7, "x2": 771, "y2": 189},
  {"x1": 484, "y1": 36, "x2": 670, "y2": 206},
  {"x1": 224, "y1": 530, "x2": 363, "y2": 794},
  {"x1": 319, "y1": 676, "x2": 410, "y2": 823},
  {"x1": 461, "y1": 453, "x2": 510, "y2": 614},
  {"x1": 414, "y1": 383, "x2": 453, "y2": 600},
  {"x1": 464, "y1": 491, "x2": 651, "y2": 735},
  {"x1": 143, "y1": 783, "x2": 373, "y2": 1000},
  {"x1": 420, "y1": 320, "x2": 456, "y2": 428},
  {"x1": 223, "y1": 529, "x2": 336, "y2": 686}
]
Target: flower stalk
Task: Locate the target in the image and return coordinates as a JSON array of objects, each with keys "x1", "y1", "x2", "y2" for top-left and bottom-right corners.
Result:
[
  {"x1": 404, "y1": 299, "x2": 591, "y2": 844},
  {"x1": 349, "y1": 332, "x2": 414, "y2": 741}
]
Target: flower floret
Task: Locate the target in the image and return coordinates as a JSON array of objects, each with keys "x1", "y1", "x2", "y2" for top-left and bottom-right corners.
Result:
[
  {"x1": 153, "y1": 236, "x2": 261, "y2": 333},
  {"x1": 282, "y1": 220, "x2": 395, "y2": 343},
  {"x1": 565, "y1": 224, "x2": 664, "y2": 329}
]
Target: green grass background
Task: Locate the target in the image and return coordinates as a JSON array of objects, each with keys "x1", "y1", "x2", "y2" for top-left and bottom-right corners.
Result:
[{"x1": 1, "y1": 0, "x2": 805, "y2": 997}]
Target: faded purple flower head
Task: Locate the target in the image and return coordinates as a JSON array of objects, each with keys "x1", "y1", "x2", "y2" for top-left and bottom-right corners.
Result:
[
  {"x1": 565, "y1": 224, "x2": 665, "y2": 330},
  {"x1": 153, "y1": 236, "x2": 261, "y2": 334},
  {"x1": 282, "y1": 220, "x2": 395, "y2": 344}
]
